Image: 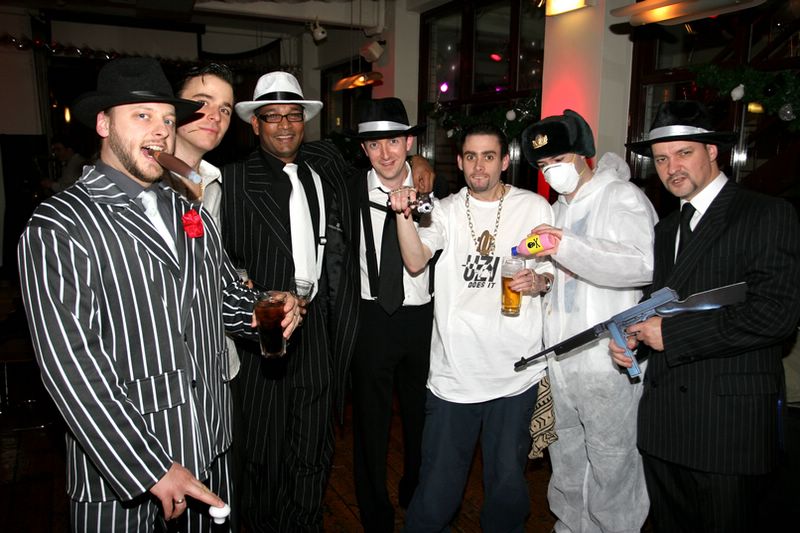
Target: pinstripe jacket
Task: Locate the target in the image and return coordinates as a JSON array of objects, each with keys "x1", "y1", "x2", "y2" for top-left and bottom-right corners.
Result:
[
  {"x1": 637, "y1": 180, "x2": 800, "y2": 475},
  {"x1": 221, "y1": 140, "x2": 360, "y2": 418},
  {"x1": 17, "y1": 165, "x2": 258, "y2": 502}
]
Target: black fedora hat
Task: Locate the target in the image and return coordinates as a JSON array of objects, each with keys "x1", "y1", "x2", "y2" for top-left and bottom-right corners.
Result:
[
  {"x1": 626, "y1": 100, "x2": 737, "y2": 157},
  {"x1": 347, "y1": 97, "x2": 425, "y2": 140},
  {"x1": 521, "y1": 109, "x2": 596, "y2": 167},
  {"x1": 72, "y1": 57, "x2": 203, "y2": 128}
]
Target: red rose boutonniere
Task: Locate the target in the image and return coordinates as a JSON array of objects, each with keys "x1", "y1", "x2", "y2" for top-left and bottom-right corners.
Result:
[{"x1": 182, "y1": 209, "x2": 204, "y2": 238}]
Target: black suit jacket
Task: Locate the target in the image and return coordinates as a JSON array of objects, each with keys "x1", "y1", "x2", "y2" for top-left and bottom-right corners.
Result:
[
  {"x1": 638, "y1": 180, "x2": 800, "y2": 475},
  {"x1": 220, "y1": 141, "x2": 360, "y2": 419}
]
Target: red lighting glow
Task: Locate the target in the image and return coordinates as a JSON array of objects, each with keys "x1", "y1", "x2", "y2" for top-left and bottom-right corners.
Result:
[{"x1": 489, "y1": 53, "x2": 502, "y2": 62}]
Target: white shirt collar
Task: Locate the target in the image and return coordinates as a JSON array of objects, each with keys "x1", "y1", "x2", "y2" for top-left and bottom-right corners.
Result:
[
  {"x1": 367, "y1": 162, "x2": 412, "y2": 193},
  {"x1": 198, "y1": 159, "x2": 222, "y2": 188},
  {"x1": 680, "y1": 171, "x2": 727, "y2": 217}
]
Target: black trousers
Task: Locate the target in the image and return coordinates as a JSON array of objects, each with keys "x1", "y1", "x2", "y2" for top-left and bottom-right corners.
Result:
[
  {"x1": 232, "y1": 301, "x2": 334, "y2": 533},
  {"x1": 642, "y1": 453, "x2": 777, "y2": 533},
  {"x1": 351, "y1": 299, "x2": 433, "y2": 533}
]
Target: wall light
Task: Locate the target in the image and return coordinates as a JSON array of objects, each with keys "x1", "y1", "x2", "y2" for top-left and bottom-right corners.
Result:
[{"x1": 546, "y1": 0, "x2": 595, "y2": 16}]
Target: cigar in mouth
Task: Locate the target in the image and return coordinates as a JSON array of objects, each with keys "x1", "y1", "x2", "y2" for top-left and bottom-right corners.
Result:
[{"x1": 147, "y1": 149, "x2": 202, "y2": 184}]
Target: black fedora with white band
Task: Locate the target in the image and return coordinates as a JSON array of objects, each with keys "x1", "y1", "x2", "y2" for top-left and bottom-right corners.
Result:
[
  {"x1": 626, "y1": 100, "x2": 737, "y2": 157},
  {"x1": 348, "y1": 97, "x2": 425, "y2": 140},
  {"x1": 235, "y1": 71, "x2": 323, "y2": 123}
]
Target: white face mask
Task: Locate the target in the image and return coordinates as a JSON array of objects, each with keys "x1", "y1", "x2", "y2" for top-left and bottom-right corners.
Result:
[{"x1": 542, "y1": 161, "x2": 581, "y2": 195}]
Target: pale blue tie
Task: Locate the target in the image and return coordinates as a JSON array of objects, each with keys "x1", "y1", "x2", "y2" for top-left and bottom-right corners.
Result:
[{"x1": 139, "y1": 189, "x2": 177, "y2": 258}]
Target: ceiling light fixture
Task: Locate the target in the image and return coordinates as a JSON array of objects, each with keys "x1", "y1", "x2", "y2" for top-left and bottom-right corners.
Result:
[
  {"x1": 360, "y1": 40, "x2": 385, "y2": 63},
  {"x1": 610, "y1": 0, "x2": 766, "y2": 26},
  {"x1": 332, "y1": 71, "x2": 383, "y2": 92},
  {"x1": 546, "y1": 0, "x2": 595, "y2": 17},
  {"x1": 310, "y1": 18, "x2": 327, "y2": 43}
]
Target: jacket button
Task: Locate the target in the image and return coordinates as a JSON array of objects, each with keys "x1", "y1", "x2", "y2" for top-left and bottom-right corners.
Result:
[
  {"x1": 191, "y1": 379, "x2": 197, "y2": 388},
  {"x1": 680, "y1": 385, "x2": 688, "y2": 392}
]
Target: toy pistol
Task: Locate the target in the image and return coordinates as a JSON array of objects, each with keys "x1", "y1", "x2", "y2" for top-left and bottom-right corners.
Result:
[
  {"x1": 514, "y1": 282, "x2": 748, "y2": 378},
  {"x1": 384, "y1": 190, "x2": 434, "y2": 215}
]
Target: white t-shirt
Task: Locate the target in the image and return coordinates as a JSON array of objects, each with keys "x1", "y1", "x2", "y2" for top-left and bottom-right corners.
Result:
[{"x1": 419, "y1": 185, "x2": 553, "y2": 403}]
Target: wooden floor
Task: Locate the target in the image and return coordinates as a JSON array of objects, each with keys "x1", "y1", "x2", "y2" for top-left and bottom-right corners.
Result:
[
  {"x1": 321, "y1": 397, "x2": 555, "y2": 532},
  {"x1": 0, "y1": 275, "x2": 557, "y2": 532}
]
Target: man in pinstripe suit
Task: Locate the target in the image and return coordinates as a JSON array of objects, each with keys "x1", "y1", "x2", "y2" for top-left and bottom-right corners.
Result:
[
  {"x1": 17, "y1": 58, "x2": 299, "y2": 532},
  {"x1": 221, "y1": 73, "x2": 433, "y2": 531},
  {"x1": 612, "y1": 100, "x2": 800, "y2": 531},
  {"x1": 220, "y1": 71, "x2": 362, "y2": 532}
]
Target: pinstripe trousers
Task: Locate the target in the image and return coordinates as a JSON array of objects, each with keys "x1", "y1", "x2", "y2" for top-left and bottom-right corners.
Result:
[
  {"x1": 233, "y1": 299, "x2": 334, "y2": 533},
  {"x1": 70, "y1": 453, "x2": 232, "y2": 533}
]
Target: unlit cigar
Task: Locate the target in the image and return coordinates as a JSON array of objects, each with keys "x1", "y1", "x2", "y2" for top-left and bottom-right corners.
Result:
[{"x1": 147, "y1": 149, "x2": 202, "y2": 184}]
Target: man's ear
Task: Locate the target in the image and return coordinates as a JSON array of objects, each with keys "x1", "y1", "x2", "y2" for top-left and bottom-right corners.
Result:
[
  {"x1": 250, "y1": 115, "x2": 260, "y2": 135},
  {"x1": 457, "y1": 154, "x2": 464, "y2": 172},
  {"x1": 96, "y1": 111, "x2": 110, "y2": 138},
  {"x1": 501, "y1": 153, "x2": 510, "y2": 172},
  {"x1": 706, "y1": 143, "x2": 718, "y2": 163},
  {"x1": 405, "y1": 136, "x2": 415, "y2": 152},
  {"x1": 361, "y1": 142, "x2": 369, "y2": 157}
]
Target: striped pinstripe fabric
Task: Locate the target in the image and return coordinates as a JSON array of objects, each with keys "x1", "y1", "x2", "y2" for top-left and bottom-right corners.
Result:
[
  {"x1": 17, "y1": 167, "x2": 258, "y2": 508},
  {"x1": 221, "y1": 140, "x2": 359, "y2": 529},
  {"x1": 70, "y1": 453, "x2": 231, "y2": 532},
  {"x1": 638, "y1": 181, "x2": 800, "y2": 475}
]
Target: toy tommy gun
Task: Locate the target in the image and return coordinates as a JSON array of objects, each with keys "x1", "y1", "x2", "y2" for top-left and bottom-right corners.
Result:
[{"x1": 514, "y1": 282, "x2": 748, "y2": 378}]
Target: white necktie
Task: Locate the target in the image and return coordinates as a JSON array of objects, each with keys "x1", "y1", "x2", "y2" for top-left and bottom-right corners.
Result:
[
  {"x1": 285, "y1": 163, "x2": 317, "y2": 292},
  {"x1": 139, "y1": 189, "x2": 177, "y2": 258}
]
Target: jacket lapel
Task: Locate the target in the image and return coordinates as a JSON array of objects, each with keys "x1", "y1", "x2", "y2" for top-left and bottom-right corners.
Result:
[
  {"x1": 243, "y1": 152, "x2": 294, "y2": 259},
  {"x1": 83, "y1": 168, "x2": 181, "y2": 275},
  {"x1": 665, "y1": 181, "x2": 738, "y2": 291},
  {"x1": 167, "y1": 190, "x2": 202, "y2": 329}
]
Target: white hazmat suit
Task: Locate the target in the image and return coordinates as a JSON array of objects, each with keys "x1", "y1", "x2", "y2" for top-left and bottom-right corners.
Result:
[{"x1": 543, "y1": 152, "x2": 657, "y2": 533}]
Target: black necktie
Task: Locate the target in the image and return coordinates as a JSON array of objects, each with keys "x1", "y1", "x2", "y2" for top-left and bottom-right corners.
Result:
[
  {"x1": 378, "y1": 210, "x2": 404, "y2": 315},
  {"x1": 677, "y1": 202, "x2": 696, "y2": 256}
]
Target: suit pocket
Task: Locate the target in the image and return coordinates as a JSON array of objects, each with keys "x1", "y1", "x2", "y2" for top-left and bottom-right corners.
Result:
[
  {"x1": 127, "y1": 369, "x2": 187, "y2": 414},
  {"x1": 714, "y1": 373, "x2": 779, "y2": 396}
]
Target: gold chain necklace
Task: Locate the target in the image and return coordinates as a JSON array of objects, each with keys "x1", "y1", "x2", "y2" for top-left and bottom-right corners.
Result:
[{"x1": 466, "y1": 182, "x2": 506, "y2": 256}]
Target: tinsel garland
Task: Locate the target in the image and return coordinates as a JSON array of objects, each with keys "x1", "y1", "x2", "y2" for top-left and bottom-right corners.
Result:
[
  {"x1": 0, "y1": 32, "x2": 300, "y2": 76},
  {"x1": 691, "y1": 64, "x2": 800, "y2": 128},
  {"x1": 426, "y1": 94, "x2": 540, "y2": 142}
]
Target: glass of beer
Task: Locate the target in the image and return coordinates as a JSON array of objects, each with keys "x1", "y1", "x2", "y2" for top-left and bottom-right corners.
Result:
[
  {"x1": 501, "y1": 256, "x2": 525, "y2": 317},
  {"x1": 255, "y1": 291, "x2": 287, "y2": 357}
]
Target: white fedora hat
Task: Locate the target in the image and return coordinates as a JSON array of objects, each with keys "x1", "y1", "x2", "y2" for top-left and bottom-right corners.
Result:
[{"x1": 235, "y1": 71, "x2": 323, "y2": 123}]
